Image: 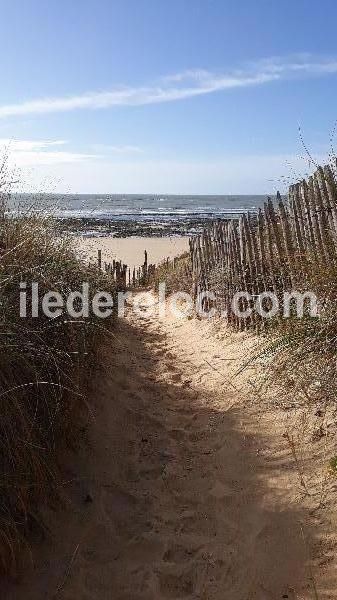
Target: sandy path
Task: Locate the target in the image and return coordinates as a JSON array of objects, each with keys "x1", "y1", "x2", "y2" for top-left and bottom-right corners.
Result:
[{"x1": 4, "y1": 299, "x2": 317, "y2": 599}]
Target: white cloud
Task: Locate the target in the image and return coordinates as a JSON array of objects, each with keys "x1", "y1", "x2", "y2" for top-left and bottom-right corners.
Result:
[
  {"x1": 0, "y1": 138, "x2": 145, "y2": 168},
  {"x1": 0, "y1": 139, "x2": 68, "y2": 151},
  {"x1": 0, "y1": 138, "x2": 96, "y2": 166},
  {"x1": 0, "y1": 54, "x2": 337, "y2": 119},
  {"x1": 11, "y1": 150, "x2": 96, "y2": 166}
]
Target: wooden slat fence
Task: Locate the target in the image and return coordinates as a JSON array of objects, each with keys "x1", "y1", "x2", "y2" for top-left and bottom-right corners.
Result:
[
  {"x1": 188, "y1": 163, "x2": 337, "y2": 329},
  {"x1": 96, "y1": 247, "x2": 160, "y2": 290}
]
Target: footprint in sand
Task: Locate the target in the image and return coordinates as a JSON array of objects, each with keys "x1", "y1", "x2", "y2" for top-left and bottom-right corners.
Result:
[
  {"x1": 177, "y1": 510, "x2": 218, "y2": 537},
  {"x1": 139, "y1": 465, "x2": 166, "y2": 480},
  {"x1": 163, "y1": 542, "x2": 201, "y2": 563},
  {"x1": 82, "y1": 523, "x2": 120, "y2": 564},
  {"x1": 120, "y1": 533, "x2": 165, "y2": 566},
  {"x1": 188, "y1": 430, "x2": 207, "y2": 443},
  {"x1": 208, "y1": 480, "x2": 233, "y2": 500},
  {"x1": 100, "y1": 486, "x2": 148, "y2": 538},
  {"x1": 169, "y1": 374, "x2": 183, "y2": 385},
  {"x1": 169, "y1": 428, "x2": 186, "y2": 442},
  {"x1": 158, "y1": 568, "x2": 195, "y2": 598}
]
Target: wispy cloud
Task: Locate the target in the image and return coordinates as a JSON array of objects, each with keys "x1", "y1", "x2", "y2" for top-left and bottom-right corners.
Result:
[
  {"x1": 0, "y1": 139, "x2": 68, "y2": 151},
  {"x1": 0, "y1": 71, "x2": 275, "y2": 119},
  {"x1": 0, "y1": 138, "x2": 96, "y2": 165},
  {"x1": 91, "y1": 143, "x2": 143, "y2": 154},
  {"x1": 1, "y1": 54, "x2": 337, "y2": 119}
]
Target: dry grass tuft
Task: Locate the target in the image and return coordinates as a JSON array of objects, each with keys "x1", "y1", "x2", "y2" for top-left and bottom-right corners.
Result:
[
  {"x1": 0, "y1": 202, "x2": 115, "y2": 575},
  {"x1": 249, "y1": 259, "x2": 337, "y2": 409},
  {"x1": 150, "y1": 252, "x2": 192, "y2": 294}
]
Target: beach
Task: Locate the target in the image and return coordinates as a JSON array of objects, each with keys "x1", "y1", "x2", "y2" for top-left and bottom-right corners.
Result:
[
  {"x1": 76, "y1": 235, "x2": 190, "y2": 271},
  {"x1": 3, "y1": 1, "x2": 337, "y2": 596},
  {"x1": 3, "y1": 176, "x2": 337, "y2": 598}
]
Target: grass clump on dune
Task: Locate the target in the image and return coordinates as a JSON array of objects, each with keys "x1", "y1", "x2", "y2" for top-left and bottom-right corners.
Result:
[
  {"x1": 0, "y1": 204, "x2": 114, "y2": 575},
  {"x1": 150, "y1": 252, "x2": 192, "y2": 294},
  {"x1": 249, "y1": 258, "x2": 337, "y2": 409}
]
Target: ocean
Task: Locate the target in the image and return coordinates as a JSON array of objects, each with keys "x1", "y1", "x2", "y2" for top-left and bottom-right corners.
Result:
[{"x1": 7, "y1": 193, "x2": 267, "y2": 236}]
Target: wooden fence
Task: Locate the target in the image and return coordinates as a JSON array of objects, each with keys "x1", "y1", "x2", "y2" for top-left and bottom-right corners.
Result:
[
  {"x1": 93, "y1": 162, "x2": 337, "y2": 330},
  {"x1": 188, "y1": 163, "x2": 337, "y2": 330},
  {"x1": 97, "y1": 248, "x2": 159, "y2": 289}
]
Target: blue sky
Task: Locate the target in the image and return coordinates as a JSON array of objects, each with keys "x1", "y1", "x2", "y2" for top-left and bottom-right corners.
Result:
[{"x1": 1, "y1": 0, "x2": 337, "y2": 193}]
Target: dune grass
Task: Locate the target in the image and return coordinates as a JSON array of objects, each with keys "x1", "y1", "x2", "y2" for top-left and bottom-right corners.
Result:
[
  {"x1": 150, "y1": 251, "x2": 192, "y2": 294},
  {"x1": 257, "y1": 259, "x2": 337, "y2": 407},
  {"x1": 0, "y1": 206, "x2": 114, "y2": 575}
]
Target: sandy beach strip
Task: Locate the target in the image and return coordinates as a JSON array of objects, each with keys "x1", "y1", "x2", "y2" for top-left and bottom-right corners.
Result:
[{"x1": 75, "y1": 235, "x2": 190, "y2": 271}]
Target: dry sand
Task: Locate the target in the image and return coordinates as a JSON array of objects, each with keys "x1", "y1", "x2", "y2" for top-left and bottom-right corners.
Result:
[
  {"x1": 75, "y1": 236, "x2": 190, "y2": 271},
  {"x1": 3, "y1": 295, "x2": 337, "y2": 598}
]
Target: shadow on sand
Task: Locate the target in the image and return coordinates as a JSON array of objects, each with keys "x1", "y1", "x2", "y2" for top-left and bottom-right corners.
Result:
[{"x1": 3, "y1": 315, "x2": 315, "y2": 599}]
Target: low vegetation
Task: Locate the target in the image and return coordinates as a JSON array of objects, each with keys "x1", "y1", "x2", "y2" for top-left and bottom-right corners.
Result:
[
  {"x1": 150, "y1": 251, "x2": 192, "y2": 294},
  {"x1": 0, "y1": 205, "x2": 114, "y2": 574},
  {"x1": 259, "y1": 259, "x2": 337, "y2": 407}
]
